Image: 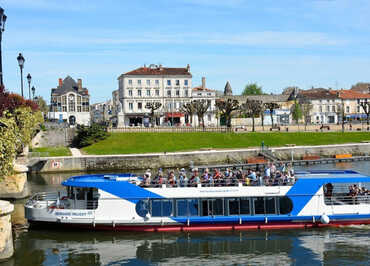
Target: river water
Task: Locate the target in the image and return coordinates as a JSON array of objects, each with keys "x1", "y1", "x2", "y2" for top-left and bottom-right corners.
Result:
[{"x1": 3, "y1": 162, "x2": 370, "y2": 266}]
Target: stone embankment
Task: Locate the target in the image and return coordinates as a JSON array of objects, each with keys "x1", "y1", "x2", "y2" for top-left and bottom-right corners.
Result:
[
  {"x1": 0, "y1": 201, "x2": 14, "y2": 262},
  {"x1": 28, "y1": 143, "x2": 370, "y2": 173},
  {"x1": 0, "y1": 160, "x2": 29, "y2": 199}
]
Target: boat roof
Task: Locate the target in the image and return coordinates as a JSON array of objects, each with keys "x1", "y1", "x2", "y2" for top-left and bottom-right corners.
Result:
[
  {"x1": 62, "y1": 173, "x2": 141, "y2": 187},
  {"x1": 295, "y1": 170, "x2": 368, "y2": 179}
]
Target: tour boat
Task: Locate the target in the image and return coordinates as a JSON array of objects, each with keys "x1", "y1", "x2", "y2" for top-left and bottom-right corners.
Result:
[{"x1": 24, "y1": 170, "x2": 370, "y2": 231}]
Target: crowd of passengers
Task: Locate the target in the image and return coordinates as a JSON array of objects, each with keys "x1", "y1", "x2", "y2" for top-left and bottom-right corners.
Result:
[
  {"x1": 349, "y1": 184, "x2": 369, "y2": 197},
  {"x1": 139, "y1": 162, "x2": 296, "y2": 187}
]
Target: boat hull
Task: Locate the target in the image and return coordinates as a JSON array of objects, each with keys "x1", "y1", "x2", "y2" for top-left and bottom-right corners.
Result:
[{"x1": 28, "y1": 219, "x2": 370, "y2": 232}]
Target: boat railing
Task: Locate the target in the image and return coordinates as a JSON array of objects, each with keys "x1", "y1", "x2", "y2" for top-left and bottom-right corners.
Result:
[
  {"x1": 325, "y1": 194, "x2": 370, "y2": 205},
  {"x1": 138, "y1": 179, "x2": 295, "y2": 188}
]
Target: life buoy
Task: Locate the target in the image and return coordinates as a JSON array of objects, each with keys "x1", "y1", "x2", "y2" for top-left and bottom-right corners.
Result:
[{"x1": 61, "y1": 196, "x2": 68, "y2": 201}]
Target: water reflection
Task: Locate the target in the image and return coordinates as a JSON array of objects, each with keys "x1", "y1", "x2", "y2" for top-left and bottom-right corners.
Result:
[{"x1": 9, "y1": 228, "x2": 370, "y2": 266}]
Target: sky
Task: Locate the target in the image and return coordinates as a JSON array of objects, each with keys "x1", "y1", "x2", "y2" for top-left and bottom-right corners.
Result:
[{"x1": 1, "y1": 0, "x2": 370, "y2": 103}]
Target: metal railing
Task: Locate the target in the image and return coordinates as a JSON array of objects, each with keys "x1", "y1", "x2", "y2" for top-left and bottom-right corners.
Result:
[{"x1": 325, "y1": 195, "x2": 370, "y2": 205}]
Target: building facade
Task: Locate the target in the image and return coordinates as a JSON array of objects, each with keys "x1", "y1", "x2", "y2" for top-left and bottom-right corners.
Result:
[
  {"x1": 117, "y1": 64, "x2": 192, "y2": 126},
  {"x1": 48, "y1": 76, "x2": 90, "y2": 126}
]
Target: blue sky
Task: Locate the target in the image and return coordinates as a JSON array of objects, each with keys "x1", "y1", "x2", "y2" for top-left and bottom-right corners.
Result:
[{"x1": 1, "y1": 0, "x2": 370, "y2": 103}]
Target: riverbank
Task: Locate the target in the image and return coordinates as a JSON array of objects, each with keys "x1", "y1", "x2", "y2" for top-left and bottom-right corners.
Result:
[
  {"x1": 82, "y1": 132, "x2": 370, "y2": 155},
  {"x1": 28, "y1": 142, "x2": 370, "y2": 173}
]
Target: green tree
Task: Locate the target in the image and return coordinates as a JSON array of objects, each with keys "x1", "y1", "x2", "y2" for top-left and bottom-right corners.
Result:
[
  {"x1": 242, "y1": 83, "x2": 263, "y2": 95},
  {"x1": 301, "y1": 102, "x2": 313, "y2": 131},
  {"x1": 34, "y1": 96, "x2": 49, "y2": 116},
  {"x1": 291, "y1": 100, "x2": 303, "y2": 125}
]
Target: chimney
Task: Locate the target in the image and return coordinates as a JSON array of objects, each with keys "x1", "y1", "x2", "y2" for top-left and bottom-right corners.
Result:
[
  {"x1": 77, "y1": 79, "x2": 82, "y2": 91},
  {"x1": 202, "y1": 77, "x2": 206, "y2": 89},
  {"x1": 187, "y1": 64, "x2": 190, "y2": 72},
  {"x1": 159, "y1": 64, "x2": 163, "y2": 70},
  {"x1": 58, "y1": 78, "x2": 63, "y2": 87}
]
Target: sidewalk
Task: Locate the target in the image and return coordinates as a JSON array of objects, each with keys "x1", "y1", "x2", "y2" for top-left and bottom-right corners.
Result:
[{"x1": 69, "y1": 148, "x2": 82, "y2": 157}]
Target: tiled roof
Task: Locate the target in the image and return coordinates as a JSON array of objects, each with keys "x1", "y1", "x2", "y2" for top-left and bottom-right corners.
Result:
[
  {"x1": 298, "y1": 89, "x2": 337, "y2": 100},
  {"x1": 329, "y1": 90, "x2": 370, "y2": 99},
  {"x1": 192, "y1": 86, "x2": 214, "y2": 92},
  {"x1": 350, "y1": 82, "x2": 370, "y2": 93},
  {"x1": 122, "y1": 66, "x2": 191, "y2": 76}
]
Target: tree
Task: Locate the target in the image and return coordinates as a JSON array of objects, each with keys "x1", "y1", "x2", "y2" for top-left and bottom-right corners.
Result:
[
  {"x1": 291, "y1": 100, "x2": 302, "y2": 125},
  {"x1": 264, "y1": 102, "x2": 280, "y2": 128},
  {"x1": 215, "y1": 98, "x2": 239, "y2": 128},
  {"x1": 145, "y1": 102, "x2": 162, "y2": 127},
  {"x1": 242, "y1": 83, "x2": 263, "y2": 96},
  {"x1": 240, "y1": 99, "x2": 263, "y2": 132},
  {"x1": 301, "y1": 101, "x2": 313, "y2": 131},
  {"x1": 191, "y1": 100, "x2": 210, "y2": 130},
  {"x1": 260, "y1": 105, "x2": 266, "y2": 130},
  {"x1": 359, "y1": 102, "x2": 370, "y2": 128},
  {"x1": 180, "y1": 102, "x2": 196, "y2": 126},
  {"x1": 34, "y1": 96, "x2": 48, "y2": 116},
  {"x1": 335, "y1": 102, "x2": 345, "y2": 132}
]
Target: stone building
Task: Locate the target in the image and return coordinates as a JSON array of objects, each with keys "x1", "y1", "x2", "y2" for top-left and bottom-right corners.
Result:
[
  {"x1": 48, "y1": 76, "x2": 90, "y2": 126},
  {"x1": 117, "y1": 64, "x2": 192, "y2": 126}
]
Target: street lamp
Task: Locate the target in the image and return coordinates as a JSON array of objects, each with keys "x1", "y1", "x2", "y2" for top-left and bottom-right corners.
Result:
[
  {"x1": 0, "y1": 8, "x2": 7, "y2": 87},
  {"x1": 16, "y1": 53, "x2": 25, "y2": 97},
  {"x1": 31, "y1": 86, "x2": 35, "y2": 100},
  {"x1": 27, "y1": 73, "x2": 32, "y2": 100}
]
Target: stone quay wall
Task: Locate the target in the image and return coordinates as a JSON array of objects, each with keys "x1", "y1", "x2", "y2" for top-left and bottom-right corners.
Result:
[
  {"x1": 29, "y1": 143, "x2": 370, "y2": 173},
  {"x1": 0, "y1": 201, "x2": 14, "y2": 262}
]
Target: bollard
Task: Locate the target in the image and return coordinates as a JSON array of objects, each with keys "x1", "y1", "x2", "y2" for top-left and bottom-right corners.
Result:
[{"x1": 0, "y1": 200, "x2": 14, "y2": 261}]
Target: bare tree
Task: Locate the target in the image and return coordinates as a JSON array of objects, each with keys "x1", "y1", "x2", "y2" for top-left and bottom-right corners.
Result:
[
  {"x1": 145, "y1": 102, "x2": 162, "y2": 127},
  {"x1": 180, "y1": 102, "x2": 196, "y2": 126},
  {"x1": 192, "y1": 100, "x2": 211, "y2": 130},
  {"x1": 240, "y1": 99, "x2": 263, "y2": 132},
  {"x1": 301, "y1": 101, "x2": 313, "y2": 131},
  {"x1": 215, "y1": 98, "x2": 239, "y2": 128},
  {"x1": 264, "y1": 102, "x2": 280, "y2": 128},
  {"x1": 335, "y1": 102, "x2": 345, "y2": 132},
  {"x1": 359, "y1": 102, "x2": 370, "y2": 129},
  {"x1": 260, "y1": 105, "x2": 266, "y2": 131}
]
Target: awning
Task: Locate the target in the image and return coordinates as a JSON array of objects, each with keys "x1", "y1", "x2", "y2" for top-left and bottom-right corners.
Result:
[
  {"x1": 165, "y1": 112, "x2": 184, "y2": 118},
  {"x1": 346, "y1": 114, "x2": 367, "y2": 119}
]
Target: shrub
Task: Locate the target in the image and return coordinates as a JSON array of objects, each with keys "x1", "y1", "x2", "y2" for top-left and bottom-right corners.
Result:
[{"x1": 72, "y1": 123, "x2": 109, "y2": 148}]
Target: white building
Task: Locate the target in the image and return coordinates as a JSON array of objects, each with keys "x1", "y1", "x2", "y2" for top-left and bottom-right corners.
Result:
[
  {"x1": 191, "y1": 77, "x2": 218, "y2": 127},
  {"x1": 48, "y1": 76, "x2": 90, "y2": 126},
  {"x1": 117, "y1": 64, "x2": 192, "y2": 126}
]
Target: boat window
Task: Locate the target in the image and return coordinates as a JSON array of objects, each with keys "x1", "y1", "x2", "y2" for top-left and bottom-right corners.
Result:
[
  {"x1": 324, "y1": 182, "x2": 370, "y2": 205},
  {"x1": 253, "y1": 197, "x2": 265, "y2": 215},
  {"x1": 162, "y1": 200, "x2": 173, "y2": 216},
  {"x1": 240, "y1": 198, "x2": 250, "y2": 215},
  {"x1": 176, "y1": 199, "x2": 188, "y2": 217},
  {"x1": 278, "y1": 196, "x2": 293, "y2": 214},
  {"x1": 227, "y1": 198, "x2": 240, "y2": 215},
  {"x1": 151, "y1": 199, "x2": 162, "y2": 217},
  {"x1": 265, "y1": 197, "x2": 276, "y2": 214},
  {"x1": 201, "y1": 199, "x2": 224, "y2": 216},
  {"x1": 188, "y1": 199, "x2": 199, "y2": 216},
  {"x1": 76, "y1": 188, "x2": 85, "y2": 200}
]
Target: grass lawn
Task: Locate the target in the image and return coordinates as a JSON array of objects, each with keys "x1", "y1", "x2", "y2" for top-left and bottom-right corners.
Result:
[
  {"x1": 82, "y1": 132, "x2": 370, "y2": 155},
  {"x1": 30, "y1": 146, "x2": 71, "y2": 157}
]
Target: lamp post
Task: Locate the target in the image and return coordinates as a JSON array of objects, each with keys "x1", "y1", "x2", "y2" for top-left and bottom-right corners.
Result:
[
  {"x1": 27, "y1": 73, "x2": 31, "y2": 100},
  {"x1": 31, "y1": 86, "x2": 35, "y2": 100},
  {"x1": 17, "y1": 53, "x2": 25, "y2": 97},
  {"x1": 0, "y1": 8, "x2": 7, "y2": 87}
]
